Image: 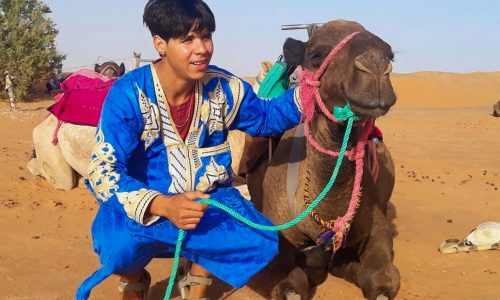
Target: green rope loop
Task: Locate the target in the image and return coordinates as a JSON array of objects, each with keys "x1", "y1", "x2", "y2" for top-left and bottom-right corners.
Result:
[
  {"x1": 164, "y1": 105, "x2": 360, "y2": 299},
  {"x1": 333, "y1": 102, "x2": 363, "y2": 122}
]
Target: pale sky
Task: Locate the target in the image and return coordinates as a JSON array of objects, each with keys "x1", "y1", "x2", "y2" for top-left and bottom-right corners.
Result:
[{"x1": 42, "y1": 0, "x2": 500, "y2": 75}]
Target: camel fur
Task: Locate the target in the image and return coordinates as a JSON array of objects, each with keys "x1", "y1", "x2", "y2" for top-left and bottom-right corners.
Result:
[
  {"x1": 493, "y1": 100, "x2": 500, "y2": 117},
  {"x1": 247, "y1": 20, "x2": 400, "y2": 300}
]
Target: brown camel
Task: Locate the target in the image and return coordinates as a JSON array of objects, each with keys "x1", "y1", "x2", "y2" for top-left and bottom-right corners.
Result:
[
  {"x1": 247, "y1": 20, "x2": 399, "y2": 300},
  {"x1": 94, "y1": 61, "x2": 125, "y2": 78},
  {"x1": 493, "y1": 100, "x2": 500, "y2": 117}
]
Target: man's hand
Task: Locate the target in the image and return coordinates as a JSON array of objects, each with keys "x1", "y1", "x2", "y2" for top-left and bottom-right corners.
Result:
[{"x1": 148, "y1": 192, "x2": 209, "y2": 230}]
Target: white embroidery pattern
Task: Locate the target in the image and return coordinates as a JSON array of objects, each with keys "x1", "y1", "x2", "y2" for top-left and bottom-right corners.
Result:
[
  {"x1": 167, "y1": 147, "x2": 189, "y2": 194},
  {"x1": 116, "y1": 188, "x2": 160, "y2": 224},
  {"x1": 196, "y1": 157, "x2": 230, "y2": 192},
  {"x1": 137, "y1": 84, "x2": 160, "y2": 149},
  {"x1": 203, "y1": 70, "x2": 244, "y2": 128},
  {"x1": 87, "y1": 130, "x2": 120, "y2": 202},
  {"x1": 294, "y1": 86, "x2": 303, "y2": 113},
  {"x1": 204, "y1": 80, "x2": 227, "y2": 135}
]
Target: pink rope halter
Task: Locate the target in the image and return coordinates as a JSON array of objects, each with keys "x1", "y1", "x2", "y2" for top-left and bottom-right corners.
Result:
[{"x1": 298, "y1": 31, "x2": 376, "y2": 251}]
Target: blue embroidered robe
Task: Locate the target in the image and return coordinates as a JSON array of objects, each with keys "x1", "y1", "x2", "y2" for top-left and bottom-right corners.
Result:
[{"x1": 76, "y1": 64, "x2": 302, "y2": 299}]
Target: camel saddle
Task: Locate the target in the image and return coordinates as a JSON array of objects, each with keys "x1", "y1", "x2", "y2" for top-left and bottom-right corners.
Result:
[{"x1": 48, "y1": 69, "x2": 117, "y2": 127}]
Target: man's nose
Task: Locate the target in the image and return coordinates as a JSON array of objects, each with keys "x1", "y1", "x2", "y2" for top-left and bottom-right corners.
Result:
[{"x1": 194, "y1": 38, "x2": 208, "y2": 54}]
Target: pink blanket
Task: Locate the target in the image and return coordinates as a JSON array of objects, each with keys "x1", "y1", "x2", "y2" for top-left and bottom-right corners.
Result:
[{"x1": 48, "y1": 69, "x2": 116, "y2": 127}]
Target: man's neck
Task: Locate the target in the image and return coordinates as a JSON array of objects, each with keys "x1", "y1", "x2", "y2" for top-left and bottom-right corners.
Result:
[{"x1": 155, "y1": 60, "x2": 195, "y2": 106}]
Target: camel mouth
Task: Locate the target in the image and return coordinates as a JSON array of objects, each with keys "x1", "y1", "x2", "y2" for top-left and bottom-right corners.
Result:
[{"x1": 346, "y1": 96, "x2": 392, "y2": 118}]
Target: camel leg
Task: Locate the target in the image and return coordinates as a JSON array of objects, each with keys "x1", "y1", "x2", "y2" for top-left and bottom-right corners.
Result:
[
  {"x1": 329, "y1": 247, "x2": 362, "y2": 284},
  {"x1": 31, "y1": 115, "x2": 77, "y2": 190},
  {"x1": 374, "y1": 142, "x2": 395, "y2": 213},
  {"x1": 296, "y1": 246, "x2": 331, "y2": 286},
  {"x1": 270, "y1": 245, "x2": 330, "y2": 300},
  {"x1": 353, "y1": 208, "x2": 400, "y2": 300},
  {"x1": 271, "y1": 266, "x2": 310, "y2": 300}
]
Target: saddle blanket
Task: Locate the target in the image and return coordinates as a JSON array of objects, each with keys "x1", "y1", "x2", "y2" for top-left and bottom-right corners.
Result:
[{"x1": 48, "y1": 69, "x2": 116, "y2": 127}]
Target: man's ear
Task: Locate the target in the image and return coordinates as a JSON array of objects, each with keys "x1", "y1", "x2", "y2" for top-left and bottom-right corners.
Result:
[
  {"x1": 283, "y1": 38, "x2": 306, "y2": 66},
  {"x1": 94, "y1": 64, "x2": 101, "y2": 73},
  {"x1": 153, "y1": 35, "x2": 167, "y2": 56}
]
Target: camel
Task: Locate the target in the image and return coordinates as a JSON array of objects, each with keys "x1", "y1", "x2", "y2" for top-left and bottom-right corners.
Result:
[
  {"x1": 94, "y1": 61, "x2": 125, "y2": 78},
  {"x1": 247, "y1": 20, "x2": 400, "y2": 299},
  {"x1": 28, "y1": 62, "x2": 126, "y2": 190},
  {"x1": 493, "y1": 100, "x2": 500, "y2": 117}
]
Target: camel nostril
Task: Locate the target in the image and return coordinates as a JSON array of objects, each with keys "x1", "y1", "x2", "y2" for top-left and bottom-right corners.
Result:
[{"x1": 355, "y1": 57, "x2": 373, "y2": 74}]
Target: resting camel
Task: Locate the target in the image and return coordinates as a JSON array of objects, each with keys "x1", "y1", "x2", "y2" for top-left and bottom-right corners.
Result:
[
  {"x1": 28, "y1": 62, "x2": 126, "y2": 190},
  {"x1": 493, "y1": 100, "x2": 500, "y2": 117},
  {"x1": 247, "y1": 20, "x2": 400, "y2": 299}
]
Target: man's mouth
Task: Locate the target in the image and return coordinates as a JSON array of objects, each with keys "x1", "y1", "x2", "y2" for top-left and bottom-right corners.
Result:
[{"x1": 191, "y1": 60, "x2": 208, "y2": 66}]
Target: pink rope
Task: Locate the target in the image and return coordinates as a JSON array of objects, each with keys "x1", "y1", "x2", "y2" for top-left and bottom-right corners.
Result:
[
  {"x1": 331, "y1": 118, "x2": 374, "y2": 249},
  {"x1": 299, "y1": 32, "x2": 360, "y2": 123},
  {"x1": 303, "y1": 119, "x2": 371, "y2": 161},
  {"x1": 52, "y1": 119, "x2": 63, "y2": 145},
  {"x1": 297, "y1": 31, "x2": 380, "y2": 251}
]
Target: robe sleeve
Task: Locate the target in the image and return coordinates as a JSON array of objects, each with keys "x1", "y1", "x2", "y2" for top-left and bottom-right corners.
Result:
[
  {"x1": 86, "y1": 79, "x2": 161, "y2": 226},
  {"x1": 229, "y1": 80, "x2": 302, "y2": 136}
]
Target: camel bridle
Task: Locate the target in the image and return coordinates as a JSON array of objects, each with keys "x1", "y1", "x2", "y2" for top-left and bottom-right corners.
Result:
[{"x1": 298, "y1": 31, "x2": 377, "y2": 252}]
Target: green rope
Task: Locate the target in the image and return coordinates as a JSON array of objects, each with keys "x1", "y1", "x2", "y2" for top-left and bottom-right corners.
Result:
[{"x1": 164, "y1": 106, "x2": 358, "y2": 300}]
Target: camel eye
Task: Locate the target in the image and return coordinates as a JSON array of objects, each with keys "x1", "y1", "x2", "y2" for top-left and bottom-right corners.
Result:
[
  {"x1": 308, "y1": 50, "x2": 326, "y2": 68},
  {"x1": 310, "y1": 52, "x2": 322, "y2": 59}
]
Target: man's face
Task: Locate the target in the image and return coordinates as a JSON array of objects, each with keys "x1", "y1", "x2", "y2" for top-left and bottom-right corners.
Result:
[{"x1": 162, "y1": 30, "x2": 214, "y2": 81}]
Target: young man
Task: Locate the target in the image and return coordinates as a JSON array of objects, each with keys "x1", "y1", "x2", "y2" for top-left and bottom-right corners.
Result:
[
  {"x1": 4, "y1": 70, "x2": 16, "y2": 111},
  {"x1": 77, "y1": 0, "x2": 302, "y2": 299}
]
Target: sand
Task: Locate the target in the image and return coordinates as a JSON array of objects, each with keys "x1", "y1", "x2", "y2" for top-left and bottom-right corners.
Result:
[{"x1": 0, "y1": 72, "x2": 499, "y2": 299}]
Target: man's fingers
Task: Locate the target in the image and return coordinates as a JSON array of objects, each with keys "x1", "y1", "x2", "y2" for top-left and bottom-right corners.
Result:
[
  {"x1": 180, "y1": 223, "x2": 197, "y2": 230},
  {"x1": 180, "y1": 218, "x2": 202, "y2": 230},
  {"x1": 181, "y1": 199, "x2": 208, "y2": 212},
  {"x1": 184, "y1": 191, "x2": 209, "y2": 200},
  {"x1": 183, "y1": 217, "x2": 202, "y2": 225},
  {"x1": 179, "y1": 210, "x2": 204, "y2": 219}
]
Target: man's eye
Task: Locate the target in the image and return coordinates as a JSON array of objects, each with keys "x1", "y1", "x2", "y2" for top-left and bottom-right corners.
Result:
[{"x1": 182, "y1": 37, "x2": 194, "y2": 43}]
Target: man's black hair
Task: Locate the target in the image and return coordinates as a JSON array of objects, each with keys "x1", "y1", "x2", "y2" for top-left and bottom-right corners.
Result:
[{"x1": 143, "y1": 0, "x2": 216, "y2": 41}]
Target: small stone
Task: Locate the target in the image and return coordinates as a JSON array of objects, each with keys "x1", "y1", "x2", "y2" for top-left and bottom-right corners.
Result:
[{"x1": 447, "y1": 219, "x2": 453, "y2": 223}]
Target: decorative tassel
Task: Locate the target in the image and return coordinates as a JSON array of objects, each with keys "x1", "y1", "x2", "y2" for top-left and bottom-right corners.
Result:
[
  {"x1": 316, "y1": 223, "x2": 351, "y2": 252},
  {"x1": 332, "y1": 231, "x2": 346, "y2": 252},
  {"x1": 316, "y1": 229, "x2": 335, "y2": 251}
]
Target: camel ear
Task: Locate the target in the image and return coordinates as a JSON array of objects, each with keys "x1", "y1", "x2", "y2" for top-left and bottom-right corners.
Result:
[
  {"x1": 260, "y1": 61, "x2": 273, "y2": 74},
  {"x1": 283, "y1": 38, "x2": 306, "y2": 66},
  {"x1": 94, "y1": 64, "x2": 101, "y2": 73},
  {"x1": 119, "y1": 63, "x2": 126, "y2": 76}
]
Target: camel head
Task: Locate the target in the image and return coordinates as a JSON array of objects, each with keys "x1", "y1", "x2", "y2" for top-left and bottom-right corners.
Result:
[
  {"x1": 94, "y1": 61, "x2": 126, "y2": 78},
  {"x1": 284, "y1": 20, "x2": 396, "y2": 118},
  {"x1": 493, "y1": 101, "x2": 500, "y2": 117},
  {"x1": 252, "y1": 60, "x2": 273, "y2": 91}
]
